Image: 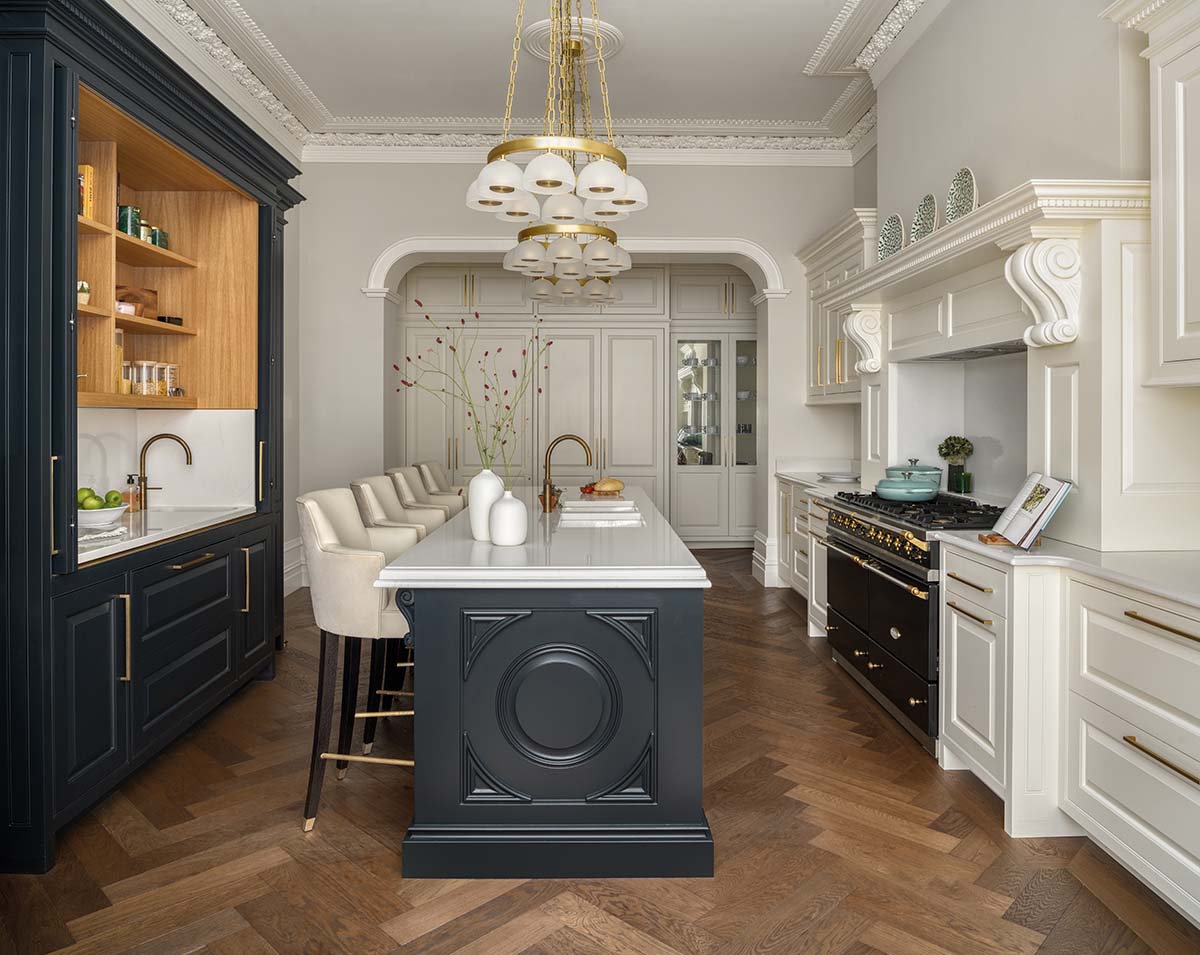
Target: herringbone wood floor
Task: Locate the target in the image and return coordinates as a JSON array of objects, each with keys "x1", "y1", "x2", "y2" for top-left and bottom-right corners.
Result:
[{"x1": 3, "y1": 549, "x2": 1199, "y2": 955}]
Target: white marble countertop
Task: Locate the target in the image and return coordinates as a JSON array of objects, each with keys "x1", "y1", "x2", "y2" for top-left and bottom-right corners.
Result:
[
  {"x1": 776, "y1": 471, "x2": 863, "y2": 495},
  {"x1": 375, "y1": 487, "x2": 709, "y2": 590},
  {"x1": 935, "y1": 530, "x2": 1200, "y2": 613},
  {"x1": 78, "y1": 505, "x2": 257, "y2": 564}
]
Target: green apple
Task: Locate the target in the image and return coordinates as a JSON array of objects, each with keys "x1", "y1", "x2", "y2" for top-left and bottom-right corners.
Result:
[
  {"x1": 81, "y1": 495, "x2": 105, "y2": 510},
  {"x1": 77, "y1": 487, "x2": 95, "y2": 505},
  {"x1": 104, "y1": 490, "x2": 123, "y2": 507}
]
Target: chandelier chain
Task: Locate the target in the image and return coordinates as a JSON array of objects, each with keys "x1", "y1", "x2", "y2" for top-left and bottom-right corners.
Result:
[
  {"x1": 503, "y1": 0, "x2": 527, "y2": 142},
  {"x1": 590, "y1": 0, "x2": 614, "y2": 143},
  {"x1": 575, "y1": 0, "x2": 595, "y2": 142}
]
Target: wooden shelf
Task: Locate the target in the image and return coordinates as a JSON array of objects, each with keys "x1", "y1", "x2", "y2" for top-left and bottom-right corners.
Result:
[
  {"x1": 114, "y1": 231, "x2": 198, "y2": 269},
  {"x1": 114, "y1": 314, "x2": 196, "y2": 336},
  {"x1": 77, "y1": 302, "x2": 109, "y2": 317},
  {"x1": 78, "y1": 392, "x2": 197, "y2": 410},
  {"x1": 77, "y1": 214, "x2": 112, "y2": 236}
]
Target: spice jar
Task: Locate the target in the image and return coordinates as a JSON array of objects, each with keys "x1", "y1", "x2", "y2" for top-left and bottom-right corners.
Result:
[
  {"x1": 117, "y1": 205, "x2": 140, "y2": 236},
  {"x1": 164, "y1": 363, "x2": 179, "y2": 396},
  {"x1": 154, "y1": 362, "x2": 169, "y2": 396},
  {"x1": 132, "y1": 360, "x2": 156, "y2": 396},
  {"x1": 113, "y1": 328, "x2": 124, "y2": 391},
  {"x1": 151, "y1": 226, "x2": 168, "y2": 249},
  {"x1": 120, "y1": 361, "x2": 132, "y2": 395},
  {"x1": 139, "y1": 221, "x2": 154, "y2": 243}
]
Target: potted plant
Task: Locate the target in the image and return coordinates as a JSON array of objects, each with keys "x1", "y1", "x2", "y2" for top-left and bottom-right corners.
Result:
[
  {"x1": 77, "y1": 280, "x2": 91, "y2": 306},
  {"x1": 397, "y1": 301, "x2": 552, "y2": 544},
  {"x1": 938, "y1": 435, "x2": 974, "y2": 493}
]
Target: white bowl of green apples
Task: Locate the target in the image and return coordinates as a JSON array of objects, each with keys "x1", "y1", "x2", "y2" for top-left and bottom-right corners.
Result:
[{"x1": 77, "y1": 487, "x2": 129, "y2": 527}]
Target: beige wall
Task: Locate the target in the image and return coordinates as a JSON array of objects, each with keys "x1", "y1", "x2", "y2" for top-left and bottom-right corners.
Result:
[
  {"x1": 853, "y1": 146, "x2": 877, "y2": 207},
  {"x1": 874, "y1": 0, "x2": 1148, "y2": 218},
  {"x1": 289, "y1": 160, "x2": 860, "y2": 556}
]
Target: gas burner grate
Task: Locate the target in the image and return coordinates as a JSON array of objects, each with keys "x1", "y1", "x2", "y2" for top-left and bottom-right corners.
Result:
[{"x1": 834, "y1": 491, "x2": 1004, "y2": 530}]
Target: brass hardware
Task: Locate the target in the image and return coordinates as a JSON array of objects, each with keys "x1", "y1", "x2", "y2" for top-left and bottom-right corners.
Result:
[
  {"x1": 50, "y1": 454, "x2": 60, "y2": 556},
  {"x1": 902, "y1": 530, "x2": 930, "y2": 552},
  {"x1": 517, "y1": 222, "x2": 619, "y2": 245},
  {"x1": 454, "y1": 438, "x2": 459, "y2": 469},
  {"x1": 543, "y1": 433, "x2": 592, "y2": 512},
  {"x1": 138, "y1": 433, "x2": 193, "y2": 511},
  {"x1": 723, "y1": 284, "x2": 728, "y2": 315},
  {"x1": 907, "y1": 697, "x2": 927, "y2": 707},
  {"x1": 118, "y1": 593, "x2": 131, "y2": 682},
  {"x1": 376, "y1": 688, "x2": 414, "y2": 696},
  {"x1": 396, "y1": 660, "x2": 415, "y2": 668},
  {"x1": 824, "y1": 623, "x2": 838, "y2": 632},
  {"x1": 948, "y1": 571, "x2": 993, "y2": 594},
  {"x1": 1123, "y1": 735, "x2": 1200, "y2": 786},
  {"x1": 603, "y1": 436, "x2": 606, "y2": 469},
  {"x1": 852, "y1": 650, "x2": 868, "y2": 658},
  {"x1": 1124, "y1": 610, "x2": 1200, "y2": 645},
  {"x1": 168, "y1": 552, "x2": 217, "y2": 572},
  {"x1": 811, "y1": 499, "x2": 832, "y2": 511},
  {"x1": 889, "y1": 626, "x2": 902, "y2": 640},
  {"x1": 470, "y1": 274, "x2": 475, "y2": 307},
  {"x1": 462, "y1": 274, "x2": 467, "y2": 306},
  {"x1": 258, "y1": 440, "x2": 265, "y2": 502},
  {"x1": 319, "y1": 753, "x2": 415, "y2": 767},
  {"x1": 489, "y1": 135, "x2": 627, "y2": 171},
  {"x1": 866, "y1": 661, "x2": 883, "y2": 670},
  {"x1": 302, "y1": 817, "x2": 316, "y2": 832},
  {"x1": 354, "y1": 710, "x2": 414, "y2": 718},
  {"x1": 835, "y1": 337, "x2": 843, "y2": 385},
  {"x1": 811, "y1": 533, "x2": 828, "y2": 547},
  {"x1": 817, "y1": 344, "x2": 825, "y2": 387},
  {"x1": 947, "y1": 601, "x2": 993, "y2": 627},
  {"x1": 863, "y1": 560, "x2": 930, "y2": 600},
  {"x1": 446, "y1": 437, "x2": 452, "y2": 469},
  {"x1": 241, "y1": 547, "x2": 251, "y2": 614},
  {"x1": 851, "y1": 555, "x2": 868, "y2": 567}
]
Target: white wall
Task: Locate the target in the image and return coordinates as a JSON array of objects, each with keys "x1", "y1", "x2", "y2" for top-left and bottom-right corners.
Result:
[
  {"x1": 294, "y1": 161, "x2": 861, "y2": 563},
  {"x1": 853, "y1": 146, "x2": 878, "y2": 208},
  {"x1": 964, "y1": 352, "x2": 1026, "y2": 499},
  {"x1": 874, "y1": 0, "x2": 1148, "y2": 218}
]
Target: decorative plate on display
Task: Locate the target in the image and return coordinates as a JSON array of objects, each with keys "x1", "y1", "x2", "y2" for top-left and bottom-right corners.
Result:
[
  {"x1": 910, "y1": 193, "x2": 938, "y2": 242},
  {"x1": 878, "y1": 213, "x2": 906, "y2": 260},
  {"x1": 818, "y1": 472, "x2": 860, "y2": 483},
  {"x1": 944, "y1": 167, "x2": 978, "y2": 224}
]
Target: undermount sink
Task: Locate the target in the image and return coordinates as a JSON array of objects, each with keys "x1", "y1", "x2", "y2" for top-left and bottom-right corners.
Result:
[{"x1": 556, "y1": 505, "x2": 645, "y2": 528}]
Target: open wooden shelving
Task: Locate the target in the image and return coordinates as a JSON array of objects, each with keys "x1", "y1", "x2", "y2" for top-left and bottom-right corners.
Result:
[{"x1": 75, "y1": 85, "x2": 258, "y2": 411}]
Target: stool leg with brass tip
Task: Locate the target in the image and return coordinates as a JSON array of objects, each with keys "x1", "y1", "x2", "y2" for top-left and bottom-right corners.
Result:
[
  {"x1": 362, "y1": 641, "x2": 387, "y2": 755},
  {"x1": 335, "y1": 638, "x2": 361, "y2": 780},
  {"x1": 303, "y1": 630, "x2": 339, "y2": 831}
]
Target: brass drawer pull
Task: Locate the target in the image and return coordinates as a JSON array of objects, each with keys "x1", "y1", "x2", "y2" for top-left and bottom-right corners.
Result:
[
  {"x1": 118, "y1": 594, "x2": 132, "y2": 682},
  {"x1": 1124, "y1": 610, "x2": 1200, "y2": 646},
  {"x1": 168, "y1": 552, "x2": 217, "y2": 572},
  {"x1": 241, "y1": 546, "x2": 252, "y2": 614},
  {"x1": 851, "y1": 649, "x2": 867, "y2": 658},
  {"x1": 907, "y1": 697, "x2": 926, "y2": 707},
  {"x1": 902, "y1": 530, "x2": 930, "y2": 553},
  {"x1": 866, "y1": 661, "x2": 883, "y2": 670},
  {"x1": 825, "y1": 623, "x2": 838, "y2": 632},
  {"x1": 816, "y1": 344, "x2": 824, "y2": 387},
  {"x1": 811, "y1": 533, "x2": 828, "y2": 547},
  {"x1": 811, "y1": 499, "x2": 832, "y2": 511},
  {"x1": 947, "y1": 601, "x2": 993, "y2": 627},
  {"x1": 1123, "y1": 735, "x2": 1200, "y2": 787},
  {"x1": 948, "y1": 571, "x2": 994, "y2": 594}
]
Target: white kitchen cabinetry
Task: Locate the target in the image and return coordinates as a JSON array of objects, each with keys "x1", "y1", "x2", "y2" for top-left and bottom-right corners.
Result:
[
  {"x1": 777, "y1": 483, "x2": 793, "y2": 588},
  {"x1": 403, "y1": 266, "x2": 529, "y2": 315},
  {"x1": 451, "y1": 328, "x2": 536, "y2": 483},
  {"x1": 670, "y1": 272, "x2": 756, "y2": 321},
  {"x1": 542, "y1": 267, "x2": 667, "y2": 316},
  {"x1": 670, "y1": 332, "x2": 758, "y2": 542},
  {"x1": 1112, "y1": 2, "x2": 1200, "y2": 385},
  {"x1": 403, "y1": 325, "x2": 454, "y2": 472},
  {"x1": 790, "y1": 492, "x2": 808, "y2": 599},
  {"x1": 536, "y1": 329, "x2": 601, "y2": 487},
  {"x1": 808, "y1": 496, "x2": 831, "y2": 637},
  {"x1": 797, "y1": 210, "x2": 876, "y2": 405}
]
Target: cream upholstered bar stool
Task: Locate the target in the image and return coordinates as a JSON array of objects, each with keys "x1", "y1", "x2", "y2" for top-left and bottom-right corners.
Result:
[
  {"x1": 351, "y1": 475, "x2": 446, "y2": 538},
  {"x1": 388, "y1": 465, "x2": 465, "y2": 517},
  {"x1": 416, "y1": 460, "x2": 465, "y2": 496},
  {"x1": 296, "y1": 488, "x2": 419, "y2": 832}
]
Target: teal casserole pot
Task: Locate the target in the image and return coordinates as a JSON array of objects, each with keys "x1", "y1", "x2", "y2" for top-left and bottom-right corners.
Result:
[
  {"x1": 884, "y1": 457, "x2": 942, "y2": 488},
  {"x1": 875, "y1": 471, "x2": 939, "y2": 502}
]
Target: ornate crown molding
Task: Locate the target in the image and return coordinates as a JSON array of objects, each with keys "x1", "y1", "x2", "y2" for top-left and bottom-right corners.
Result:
[
  {"x1": 854, "y1": 0, "x2": 927, "y2": 71},
  {"x1": 844, "y1": 308, "x2": 883, "y2": 372},
  {"x1": 1005, "y1": 239, "x2": 1081, "y2": 348}
]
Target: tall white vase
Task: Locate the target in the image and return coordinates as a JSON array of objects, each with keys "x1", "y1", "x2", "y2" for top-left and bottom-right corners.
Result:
[
  {"x1": 488, "y1": 491, "x2": 529, "y2": 546},
  {"x1": 468, "y1": 468, "x2": 505, "y2": 542}
]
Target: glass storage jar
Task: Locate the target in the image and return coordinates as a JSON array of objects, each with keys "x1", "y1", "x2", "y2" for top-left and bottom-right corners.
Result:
[
  {"x1": 132, "y1": 360, "x2": 156, "y2": 396},
  {"x1": 120, "y1": 360, "x2": 132, "y2": 395},
  {"x1": 153, "y1": 362, "x2": 169, "y2": 396},
  {"x1": 164, "y1": 363, "x2": 179, "y2": 396}
]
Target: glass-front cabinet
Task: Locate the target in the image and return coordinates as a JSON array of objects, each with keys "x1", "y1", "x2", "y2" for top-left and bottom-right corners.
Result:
[{"x1": 671, "y1": 333, "x2": 758, "y2": 540}]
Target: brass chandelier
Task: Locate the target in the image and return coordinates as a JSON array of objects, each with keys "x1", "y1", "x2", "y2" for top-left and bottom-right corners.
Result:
[{"x1": 465, "y1": 0, "x2": 646, "y2": 306}]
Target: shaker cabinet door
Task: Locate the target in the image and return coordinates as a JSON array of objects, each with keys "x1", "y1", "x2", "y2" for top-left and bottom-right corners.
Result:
[
  {"x1": 237, "y1": 528, "x2": 274, "y2": 677},
  {"x1": 403, "y1": 327, "x2": 451, "y2": 471},
  {"x1": 537, "y1": 329, "x2": 601, "y2": 484},
  {"x1": 52, "y1": 575, "x2": 130, "y2": 813},
  {"x1": 404, "y1": 266, "x2": 468, "y2": 313},
  {"x1": 602, "y1": 330, "x2": 663, "y2": 478}
]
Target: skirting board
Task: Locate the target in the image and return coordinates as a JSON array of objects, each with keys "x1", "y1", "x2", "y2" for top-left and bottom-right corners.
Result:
[
  {"x1": 753, "y1": 531, "x2": 781, "y2": 588},
  {"x1": 283, "y1": 537, "x2": 306, "y2": 595}
]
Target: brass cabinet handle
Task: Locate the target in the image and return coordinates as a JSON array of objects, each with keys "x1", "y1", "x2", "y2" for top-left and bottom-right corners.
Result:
[
  {"x1": 446, "y1": 437, "x2": 451, "y2": 469},
  {"x1": 50, "y1": 454, "x2": 60, "y2": 556},
  {"x1": 168, "y1": 552, "x2": 217, "y2": 572},
  {"x1": 241, "y1": 547, "x2": 252, "y2": 614},
  {"x1": 1123, "y1": 735, "x2": 1200, "y2": 786},
  {"x1": 907, "y1": 696, "x2": 927, "y2": 707},
  {"x1": 811, "y1": 533, "x2": 828, "y2": 547},
  {"x1": 462, "y1": 274, "x2": 468, "y2": 306},
  {"x1": 900, "y1": 530, "x2": 930, "y2": 553},
  {"x1": 811, "y1": 499, "x2": 832, "y2": 511},
  {"x1": 816, "y1": 344, "x2": 824, "y2": 387},
  {"x1": 603, "y1": 436, "x2": 607, "y2": 470},
  {"x1": 866, "y1": 661, "x2": 883, "y2": 670},
  {"x1": 948, "y1": 571, "x2": 994, "y2": 594},
  {"x1": 825, "y1": 623, "x2": 838, "y2": 632},
  {"x1": 835, "y1": 337, "x2": 843, "y2": 385},
  {"x1": 1124, "y1": 610, "x2": 1200, "y2": 645},
  {"x1": 454, "y1": 438, "x2": 459, "y2": 469},
  {"x1": 258, "y1": 440, "x2": 265, "y2": 503},
  {"x1": 470, "y1": 274, "x2": 475, "y2": 307},
  {"x1": 947, "y1": 600, "x2": 993, "y2": 627},
  {"x1": 851, "y1": 649, "x2": 867, "y2": 657},
  {"x1": 864, "y1": 560, "x2": 929, "y2": 600},
  {"x1": 118, "y1": 594, "x2": 131, "y2": 682}
]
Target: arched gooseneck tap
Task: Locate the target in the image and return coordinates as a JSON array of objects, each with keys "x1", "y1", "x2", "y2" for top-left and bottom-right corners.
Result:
[
  {"x1": 138, "y1": 433, "x2": 193, "y2": 510},
  {"x1": 542, "y1": 433, "x2": 592, "y2": 512}
]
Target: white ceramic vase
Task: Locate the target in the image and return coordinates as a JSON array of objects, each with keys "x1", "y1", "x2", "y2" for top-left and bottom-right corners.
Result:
[
  {"x1": 467, "y1": 468, "x2": 505, "y2": 542},
  {"x1": 488, "y1": 491, "x2": 528, "y2": 546}
]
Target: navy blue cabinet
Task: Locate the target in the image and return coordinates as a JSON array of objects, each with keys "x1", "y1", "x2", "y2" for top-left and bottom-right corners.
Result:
[{"x1": 238, "y1": 526, "x2": 275, "y2": 677}]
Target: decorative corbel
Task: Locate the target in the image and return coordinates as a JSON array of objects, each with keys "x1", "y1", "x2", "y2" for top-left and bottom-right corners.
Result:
[
  {"x1": 843, "y1": 307, "x2": 882, "y2": 374},
  {"x1": 1004, "y1": 238, "x2": 1081, "y2": 347}
]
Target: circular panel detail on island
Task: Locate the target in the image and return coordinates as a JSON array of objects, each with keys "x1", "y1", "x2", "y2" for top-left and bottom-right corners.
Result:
[{"x1": 498, "y1": 645, "x2": 622, "y2": 766}]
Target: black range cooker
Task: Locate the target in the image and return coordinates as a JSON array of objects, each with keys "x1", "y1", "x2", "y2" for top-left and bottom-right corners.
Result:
[{"x1": 823, "y1": 491, "x2": 1004, "y2": 754}]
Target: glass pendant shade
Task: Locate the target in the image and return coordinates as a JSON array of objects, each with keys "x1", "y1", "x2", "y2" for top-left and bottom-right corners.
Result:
[
  {"x1": 575, "y1": 158, "x2": 626, "y2": 199},
  {"x1": 541, "y1": 193, "x2": 585, "y2": 224},
  {"x1": 607, "y1": 281, "x2": 623, "y2": 303},
  {"x1": 496, "y1": 190, "x2": 540, "y2": 222},
  {"x1": 611, "y1": 244, "x2": 632, "y2": 271},
  {"x1": 584, "y1": 199, "x2": 628, "y2": 222},
  {"x1": 555, "y1": 260, "x2": 586, "y2": 279},
  {"x1": 582, "y1": 237, "x2": 615, "y2": 263},
  {"x1": 546, "y1": 236, "x2": 583, "y2": 262},
  {"x1": 530, "y1": 278, "x2": 555, "y2": 300},
  {"x1": 478, "y1": 158, "x2": 524, "y2": 196},
  {"x1": 583, "y1": 278, "x2": 608, "y2": 300},
  {"x1": 556, "y1": 278, "x2": 582, "y2": 299},
  {"x1": 514, "y1": 238, "x2": 546, "y2": 265},
  {"x1": 523, "y1": 152, "x2": 576, "y2": 195},
  {"x1": 586, "y1": 263, "x2": 616, "y2": 276},
  {"x1": 609, "y1": 175, "x2": 648, "y2": 211},
  {"x1": 502, "y1": 247, "x2": 521, "y2": 271},
  {"x1": 525, "y1": 258, "x2": 555, "y2": 277},
  {"x1": 466, "y1": 178, "x2": 507, "y2": 212}
]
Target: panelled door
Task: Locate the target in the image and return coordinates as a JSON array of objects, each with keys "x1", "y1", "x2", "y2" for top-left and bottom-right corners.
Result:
[
  {"x1": 671, "y1": 335, "x2": 728, "y2": 536},
  {"x1": 536, "y1": 328, "x2": 601, "y2": 488},
  {"x1": 403, "y1": 327, "x2": 452, "y2": 473},
  {"x1": 453, "y1": 328, "x2": 536, "y2": 484},
  {"x1": 727, "y1": 334, "x2": 759, "y2": 537},
  {"x1": 602, "y1": 329, "x2": 664, "y2": 506},
  {"x1": 406, "y1": 266, "x2": 468, "y2": 313}
]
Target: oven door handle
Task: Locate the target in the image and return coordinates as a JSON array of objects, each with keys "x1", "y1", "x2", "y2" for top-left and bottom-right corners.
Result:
[
  {"x1": 824, "y1": 538, "x2": 871, "y2": 568},
  {"x1": 864, "y1": 560, "x2": 930, "y2": 600}
]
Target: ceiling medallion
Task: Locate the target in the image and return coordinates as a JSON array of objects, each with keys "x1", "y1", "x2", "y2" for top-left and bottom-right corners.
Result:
[
  {"x1": 465, "y1": 0, "x2": 646, "y2": 307},
  {"x1": 521, "y1": 16, "x2": 625, "y2": 63}
]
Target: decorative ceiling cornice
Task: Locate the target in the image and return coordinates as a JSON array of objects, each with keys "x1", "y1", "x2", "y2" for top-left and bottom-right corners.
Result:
[{"x1": 854, "y1": 0, "x2": 927, "y2": 71}]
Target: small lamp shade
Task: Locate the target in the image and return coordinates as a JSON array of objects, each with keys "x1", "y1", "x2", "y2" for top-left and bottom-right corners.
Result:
[
  {"x1": 466, "y1": 178, "x2": 507, "y2": 212},
  {"x1": 514, "y1": 239, "x2": 546, "y2": 265},
  {"x1": 495, "y1": 190, "x2": 540, "y2": 222},
  {"x1": 584, "y1": 199, "x2": 628, "y2": 222},
  {"x1": 575, "y1": 159, "x2": 627, "y2": 199},
  {"x1": 523, "y1": 152, "x2": 576, "y2": 195},
  {"x1": 582, "y1": 237, "x2": 615, "y2": 263},
  {"x1": 556, "y1": 278, "x2": 582, "y2": 300},
  {"x1": 478, "y1": 158, "x2": 524, "y2": 196},
  {"x1": 547, "y1": 236, "x2": 584, "y2": 262},
  {"x1": 541, "y1": 193, "x2": 585, "y2": 224},
  {"x1": 530, "y1": 278, "x2": 555, "y2": 300},
  {"x1": 555, "y1": 260, "x2": 586, "y2": 279},
  {"x1": 610, "y1": 174, "x2": 647, "y2": 211}
]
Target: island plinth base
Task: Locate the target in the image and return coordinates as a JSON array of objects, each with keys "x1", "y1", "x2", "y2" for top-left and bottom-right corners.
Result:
[{"x1": 397, "y1": 586, "x2": 713, "y2": 879}]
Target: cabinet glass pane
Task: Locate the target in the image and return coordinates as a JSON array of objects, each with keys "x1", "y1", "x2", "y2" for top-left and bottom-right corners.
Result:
[
  {"x1": 676, "y1": 339, "x2": 722, "y2": 466},
  {"x1": 733, "y1": 339, "x2": 757, "y2": 466}
]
